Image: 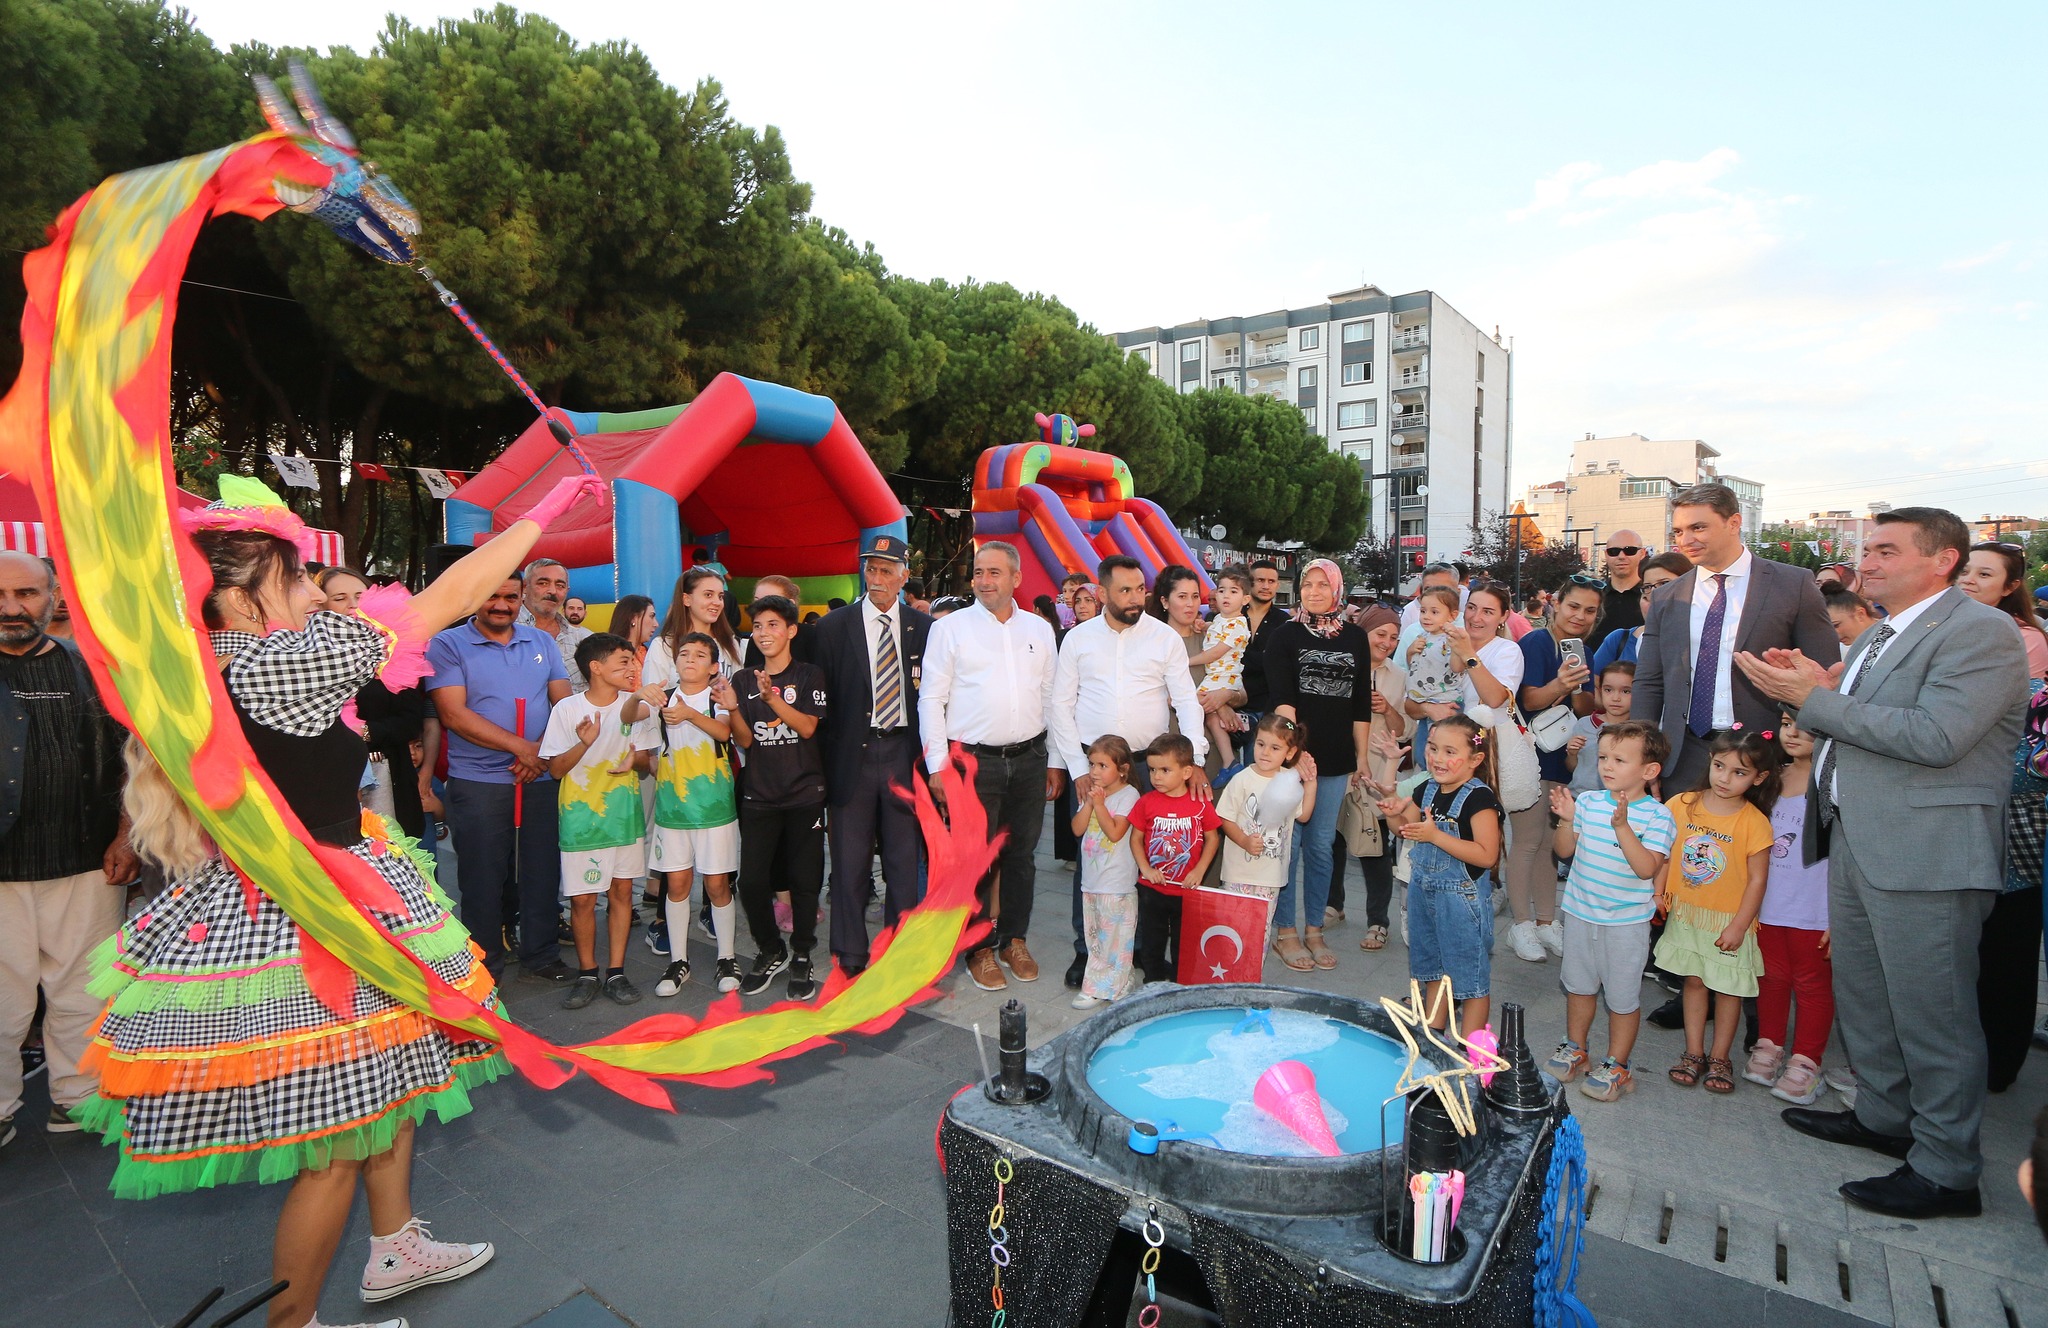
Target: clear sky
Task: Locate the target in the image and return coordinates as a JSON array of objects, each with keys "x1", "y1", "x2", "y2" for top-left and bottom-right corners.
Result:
[{"x1": 174, "y1": 0, "x2": 2047, "y2": 524}]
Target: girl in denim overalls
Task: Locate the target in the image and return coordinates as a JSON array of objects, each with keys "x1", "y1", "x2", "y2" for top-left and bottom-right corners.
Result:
[{"x1": 1379, "y1": 714, "x2": 1504, "y2": 1036}]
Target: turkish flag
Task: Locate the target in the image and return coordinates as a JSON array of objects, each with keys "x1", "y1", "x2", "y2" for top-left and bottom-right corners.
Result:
[
  {"x1": 354, "y1": 462, "x2": 393, "y2": 482},
  {"x1": 1177, "y1": 887, "x2": 1270, "y2": 984}
]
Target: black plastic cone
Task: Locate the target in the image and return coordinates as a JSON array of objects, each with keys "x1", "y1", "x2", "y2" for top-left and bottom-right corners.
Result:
[{"x1": 1485, "y1": 1001, "x2": 1550, "y2": 1118}]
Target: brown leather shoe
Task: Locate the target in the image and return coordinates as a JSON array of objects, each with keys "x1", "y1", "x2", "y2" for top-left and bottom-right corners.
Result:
[
  {"x1": 999, "y1": 938, "x2": 1040, "y2": 982},
  {"x1": 966, "y1": 948, "x2": 1007, "y2": 991}
]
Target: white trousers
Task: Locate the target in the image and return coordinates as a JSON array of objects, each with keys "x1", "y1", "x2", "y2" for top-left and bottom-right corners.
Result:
[{"x1": 0, "y1": 870, "x2": 123, "y2": 1119}]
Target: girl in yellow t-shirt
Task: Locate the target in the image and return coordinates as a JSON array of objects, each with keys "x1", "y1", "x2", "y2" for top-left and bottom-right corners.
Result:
[{"x1": 1656, "y1": 728, "x2": 1783, "y2": 1095}]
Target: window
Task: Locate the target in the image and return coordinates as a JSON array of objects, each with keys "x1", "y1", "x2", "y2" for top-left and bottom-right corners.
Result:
[
  {"x1": 1300, "y1": 405, "x2": 1318, "y2": 430},
  {"x1": 1476, "y1": 350, "x2": 1485, "y2": 382},
  {"x1": 1340, "y1": 442, "x2": 1371, "y2": 464},
  {"x1": 1475, "y1": 386, "x2": 1484, "y2": 416},
  {"x1": 1213, "y1": 373, "x2": 1239, "y2": 392},
  {"x1": 1298, "y1": 365, "x2": 1318, "y2": 389},
  {"x1": 1299, "y1": 326, "x2": 1320, "y2": 350},
  {"x1": 1395, "y1": 473, "x2": 1424, "y2": 499},
  {"x1": 1131, "y1": 345, "x2": 1153, "y2": 368},
  {"x1": 1337, "y1": 400, "x2": 1377, "y2": 429},
  {"x1": 1180, "y1": 341, "x2": 1201, "y2": 364},
  {"x1": 1622, "y1": 479, "x2": 1666, "y2": 499},
  {"x1": 1341, "y1": 361, "x2": 1371, "y2": 386},
  {"x1": 1341, "y1": 321, "x2": 1370, "y2": 344}
]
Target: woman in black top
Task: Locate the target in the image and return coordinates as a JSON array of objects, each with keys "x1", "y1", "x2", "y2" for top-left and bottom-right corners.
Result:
[{"x1": 1262, "y1": 558, "x2": 1374, "y2": 972}]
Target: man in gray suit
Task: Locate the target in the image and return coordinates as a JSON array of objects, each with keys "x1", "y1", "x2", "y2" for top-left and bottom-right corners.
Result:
[
  {"x1": 1738, "y1": 507, "x2": 2028, "y2": 1219},
  {"x1": 1633, "y1": 482, "x2": 1840, "y2": 793}
]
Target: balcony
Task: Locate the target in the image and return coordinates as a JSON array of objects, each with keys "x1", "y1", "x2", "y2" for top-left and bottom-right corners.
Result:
[
  {"x1": 1389, "y1": 445, "x2": 1427, "y2": 471},
  {"x1": 1396, "y1": 368, "x2": 1429, "y2": 389},
  {"x1": 1391, "y1": 328, "x2": 1428, "y2": 353},
  {"x1": 1212, "y1": 372, "x2": 1241, "y2": 392},
  {"x1": 1396, "y1": 494, "x2": 1428, "y2": 511},
  {"x1": 1217, "y1": 349, "x2": 1242, "y2": 367},
  {"x1": 1248, "y1": 344, "x2": 1290, "y2": 367},
  {"x1": 1392, "y1": 411, "x2": 1429, "y2": 433}
]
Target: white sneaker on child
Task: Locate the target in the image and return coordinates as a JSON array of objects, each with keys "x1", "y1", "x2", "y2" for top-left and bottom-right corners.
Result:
[
  {"x1": 1509, "y1": 920, "x2": 1547, "y2": 963},
  {"x1": 1537, "y1": 920, "x2": 1565, "y2": 956},
  {"x1": 1071, "y1": 992, "x2": 1107, "y2": 1010}
]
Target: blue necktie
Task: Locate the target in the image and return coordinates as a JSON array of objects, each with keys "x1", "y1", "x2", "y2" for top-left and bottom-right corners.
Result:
[{"x1": 1687, "y1": 573, "x2": 1728, "y2": 737}]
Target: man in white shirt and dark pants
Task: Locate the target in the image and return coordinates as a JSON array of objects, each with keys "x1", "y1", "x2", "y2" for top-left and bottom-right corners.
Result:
[
  {"x1": 920, "y1": 542, "x2": 1063, "y2": 992},
  {"x1": 1049, "y1": 555, "x2": 1209, "y2": 987}
]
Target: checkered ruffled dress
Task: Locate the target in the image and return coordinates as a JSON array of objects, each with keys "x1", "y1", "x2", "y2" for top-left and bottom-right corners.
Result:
[{"x1": 77, "y1": 612, "x2": 506, "y2": 1199}]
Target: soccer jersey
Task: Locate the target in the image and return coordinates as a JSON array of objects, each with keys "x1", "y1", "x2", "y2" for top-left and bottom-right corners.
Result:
[
  {"x1": 1128, "y1": 789, "x2": 1217, "y2": 887},
  {"x1": 1561, "y1": 790, "x2": 1677, "y2": 926},
  {"x1": 652, "y1": 684, "x2": 737, "y2": 830},
  {"x1": 732, "y1": 662, "x2": 829, "y2": 809},
  {"x1": 538, "y1": 692, "x2": 660, "y2": 851}
]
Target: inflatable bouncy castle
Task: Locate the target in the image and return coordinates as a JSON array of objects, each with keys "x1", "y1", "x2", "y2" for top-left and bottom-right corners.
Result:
[
  {"x1": 446, "y1": 372, "x2": 903, "y2": 615},
  {"x1": 972, "y1": 413, "x2": 1213, "y2": 608}
]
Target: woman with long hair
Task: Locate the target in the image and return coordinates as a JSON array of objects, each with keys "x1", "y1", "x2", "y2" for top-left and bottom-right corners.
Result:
[
  {"x1": 88, "y1": 473, "x2": 597, "y2": 1328},
  {"x1": 648, "y1": 566, "x2": 745, "y2": 686},
  {"x1": 1960, "y1": 541, "x2": 2048, "y2": 680}
]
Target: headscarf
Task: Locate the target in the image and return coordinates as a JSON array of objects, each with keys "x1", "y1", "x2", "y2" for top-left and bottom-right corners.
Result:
[
  {"x1": 1357, "y1": 604, "x2": 1399, "y2": 639},
  {"x1": 1293, "y1": 558, "x2": 1346, "y2": 639}
]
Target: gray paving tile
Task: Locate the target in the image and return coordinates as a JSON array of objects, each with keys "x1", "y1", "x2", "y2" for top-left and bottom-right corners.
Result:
[
  {"x1": 0, "y1": 1272, "x2": 150, "y2": 1328},
  {"x1": 523, "y1": 1291, "x2": 635, "y2": 1326},
  {"x1": 90, "y1": 1180, "x2": 290, "y2": 1323},
  {"x1": 674, "y1": 1039, "x2": 953, "y2": 1163},
  {"x1": 317, "y1": 1191, "x2": 587, "y2": 1328},
  {"x1": 0, "y1": 1190, "x2": 121, "y2": 1318},
  {"x1": 708, "y1": 1202, "x2": 947, "y2": 1328},
  {"x1": 535, "y1": 1131, "x2": 881, "y2": 1326},
  {"x1": 1579, "y1": 1232, "x2": 1874, "y2": 1328},
  {"x1": 807, "y1": 1080, "x2": 970, "y2": 1228}
]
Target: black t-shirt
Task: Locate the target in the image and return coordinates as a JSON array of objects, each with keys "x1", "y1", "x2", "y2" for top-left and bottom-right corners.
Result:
[
  {"x1": 1261, "y1": 621, "x2": 1375, "y2": 775},
  {"x1": 1239, "y1": 602, "x2": 1285, "y2": 712},
  {"x1": 1422, "y1": 779, "x2": 1503, "y2": 881},
  {"x1": 733, "y1": 661, "x2": 828, "y2": 810},
  {"x1": 0, "y1": 643, "x2": 101, "y2": 880},
  {"x1": 1593, "y1": 582, "x2": 1641, "y2": 654}
]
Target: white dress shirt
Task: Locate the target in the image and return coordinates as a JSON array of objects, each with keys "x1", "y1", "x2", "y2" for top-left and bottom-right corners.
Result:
[
  {"x1": 917, "y1": 601, "x2": 1058, "y2": 773},
  {"x1": 860, "y1": 593, "x2": 908, "y2": 729},
  {"x1": 1686, "y1": 550, "x2": 1753, "y2": 731},
  {"x1": 1822, "y1": 588, "x2": 1941, "y2": 803},
  {"x1": 1049, "y1": 613, "x2": 1209, "y2": 778}
]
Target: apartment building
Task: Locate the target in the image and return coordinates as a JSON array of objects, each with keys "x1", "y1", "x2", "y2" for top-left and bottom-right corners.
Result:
[{"x1": 1112, "y1": 286, "x2": 1512, "y2": 571}]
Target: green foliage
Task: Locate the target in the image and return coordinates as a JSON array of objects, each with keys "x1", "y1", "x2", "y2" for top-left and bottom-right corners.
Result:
[
  {"x1": 1752, "y1": 522, "x2": 1828, "y2": 570},
  {"x1": 1468, "y1": 510, "x2": 1586, "y2": 592},
  {"x1": 1176, "y1": 388, "x2": 1367, "y2": 551}
]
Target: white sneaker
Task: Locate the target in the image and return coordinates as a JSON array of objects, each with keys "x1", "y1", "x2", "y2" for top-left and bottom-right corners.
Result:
[
  {"x1": 1537, "y1": 920, "x2": 1565, "y2": 957},
  {"x1": 1824, "y1": 1064, "x2": 1858, "y2": 1109},
  {"x1": 307, "y1": 1318, "x2": 407, "y2": 1328},
  {"x1": 360, "y1": 1218, "x2": 493, "y2": 1303},
  {"x1": 1509, "y1": 920, "x2": 1547, "y2": 963},
  {"x1": 1071, "y1": 992, "x2": 1107, "y2": 1010}
]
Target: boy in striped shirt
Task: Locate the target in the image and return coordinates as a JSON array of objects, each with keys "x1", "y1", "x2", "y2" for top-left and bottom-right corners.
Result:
[{"x1": 1544, "y1": 720, "x2": 1676, "y2": 1102}]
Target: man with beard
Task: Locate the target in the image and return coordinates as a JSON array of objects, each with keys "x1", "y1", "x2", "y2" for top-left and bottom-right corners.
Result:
[
  {"x1": 37, "y1": 557, "x2": 71, "y2": 642},
  {"x1": 563, "y1": 595, "x2": 588, "y2": 627},
  {"x1": 519, "y1": 558, "x2": 592, "y2": 692},
  {"x1": 0, "y1": 552, "x2": 135, "y2": 1145},
  {"x1": 428, "y1": 575, "x2": 576, "y2": 981}
]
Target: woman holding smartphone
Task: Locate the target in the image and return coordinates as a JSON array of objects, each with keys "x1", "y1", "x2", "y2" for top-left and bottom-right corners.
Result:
[{"x1": 1503, "y1": 574, "x2": 1605, "y2": 963}]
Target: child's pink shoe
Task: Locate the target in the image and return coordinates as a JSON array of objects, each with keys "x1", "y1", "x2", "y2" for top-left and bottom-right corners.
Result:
[
  {"x1": 1743, "y1": 1038, "x2": 1785, "y2": 1087},
  {"x1": 1771, "y1": 1054, "x2": 1823, "y2": 1105},
  {"x1": 360, "y1": 1218, "x2": 493, "y2": 1303},
  {"x1": 773, "y1": 897, "x2": 795, "y2": 935}
]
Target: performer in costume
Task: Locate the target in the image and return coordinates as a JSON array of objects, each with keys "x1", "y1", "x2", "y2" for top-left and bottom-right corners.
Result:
[{"x1": 84, "y1": 472, "x2": 601, "y2": 1328}]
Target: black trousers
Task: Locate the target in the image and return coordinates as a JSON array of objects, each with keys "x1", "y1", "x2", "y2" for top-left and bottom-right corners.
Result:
[
  {"x1": 962, "y1": 739, "x2": 1050, "y2": 953},
  {"x1": 445, "y1": 777, "x2": 560, "y2": 975},
  {"x1": 1978, "y1": 886, "x2": 2042, "y2": 1093},
  {"x1": 827, "y1": 730, "x2": 922, "y2": 967},
  {"x1": 1051, "y1": 783, "x2": 1078, "y2": 862},
  {"x1": 1359, "y1": 835, "x2": 1396, "y2": 927},
  {"x1": 739, "y1": 802, "x2": 825, "y2": 956},
  {"x1": 1136, "y1": 885, "x2": 1181, "y2": 985}
]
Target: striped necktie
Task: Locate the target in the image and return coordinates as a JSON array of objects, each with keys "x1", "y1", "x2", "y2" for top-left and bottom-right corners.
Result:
[{"x1": 873, "y1": 613, "x2": 903, "y2": 728}]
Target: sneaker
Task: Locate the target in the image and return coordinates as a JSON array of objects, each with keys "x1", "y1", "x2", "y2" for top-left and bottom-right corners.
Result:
[
  {"x1": 774, "y1": 896, "x2": 795, "y2": 935},
  {"x1": 561, "y1": 975, "x2": 600, "y2": 1010},
  {"x1": 21, "y1": 1043, "x2": 45, "y2": 1081},
  {"x1": 1772, "y1": 1053, "x2": 1823, "y2": 1105},
  {"x1": 1509, "y1": 920, "x2": 1547, "y2": 963},
  {"x1": 715, "y1": 956, "x2": 743, "y2": 993},
  {"x1": 1744, "y1": 1037, "x2": 1786, "y2": 1086},
  {"x1": 46, "y1": 1104, "x2": 81, "y2": 1134},
  {"x1": 1071, "y1": 992, "x2": 1107, "y2": 1010},
  {"x1": 644, "y1": 919, "x2": 670, "y2": 956},
  {"x1": 1, "y1": 1116, "x2": 15, "y2": 1148},
  {"x1": 966, "y1": 948, "x2": 1007, "y2": 991},
  {"x1": 360, "y1": 1216, "x2": 494, "y2": 1303},
  {"x1": 604, "y1": 973, "x2": 642, "y2": 1005},
  {"x1": 1545, "y1": 1041, "x2": 1589, "y2": 1083},
  {"x1": 695, "y1": 910, "x2": 716, "y2": 942},
  {"x1": 1824, "y1": 1063, "x2": 1859, "y2": 1108},
  {"x1": 998, "y1": 938, "x2": 1040, "y2": 982},
  {"x1": 785, "y1": 952, "x2": 818, "y2": 1001},
  {"x1": 1580, "y1": 1059, "x2": 1635, "y2": 1102},
  {"x1": 654, "y1": 959, "x2": 691, "y2": 997},
  {"x1": 1064, "y1": 955, "x2": 1087, "y2": 989},
  {"x1": 739, "y1": 947, "x2": 789, "y2": 996},
  {"x1": 1537, "y1": 920, "x2": 1565, "y2": 957},
  {"x1": 520, "y1": 961, "x2": 576, "y2": 985},
  {"x1": 307, "y1": 1317, "x2": 408, "y2": 1328}
]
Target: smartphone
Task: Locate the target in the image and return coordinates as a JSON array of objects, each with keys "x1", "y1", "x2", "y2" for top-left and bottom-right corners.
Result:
[{"x1": 1560, "y1": 638, "x2": 1587, "y2": 674}]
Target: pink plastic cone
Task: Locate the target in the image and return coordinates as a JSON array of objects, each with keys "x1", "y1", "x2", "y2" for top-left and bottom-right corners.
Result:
[
  {"x1": 1253, "y1": 1059, "x2": 1342, "y2": 1156},
  {"x1": 1466, "y1": 1025, "x2": 1500, "y2": 1087}
]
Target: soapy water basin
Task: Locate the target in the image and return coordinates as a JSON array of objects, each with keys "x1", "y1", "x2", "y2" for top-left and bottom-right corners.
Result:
[{"x1": 1085, "y1": 1006, "x2": 1411, "y2": 1156}]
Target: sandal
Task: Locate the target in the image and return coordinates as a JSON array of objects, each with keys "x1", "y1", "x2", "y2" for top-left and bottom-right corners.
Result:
[
  {"x1": 1703, "y1": 1057, "x2": 1737, "y2": 1094},
  {"x1": 1272, "y1": 931, "x2": 1313, "y2": 972},
  {"x1": 1361, "y1": 924, "x2": 1388, "y2": 951},
  {"x1": 1305, "y1": 928, "x2": 1338, "y2": 970},
  {"x1": 1668, "y1": 1052, "x2": 1707, "y2": 1087}
]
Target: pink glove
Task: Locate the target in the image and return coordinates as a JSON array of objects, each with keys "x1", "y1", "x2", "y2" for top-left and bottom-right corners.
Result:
[{"x1": 523, "y1": 474, "x2": 605, "y2": 529}]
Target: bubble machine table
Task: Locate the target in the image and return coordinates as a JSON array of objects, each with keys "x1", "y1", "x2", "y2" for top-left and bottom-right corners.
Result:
[{"x1": 938, "y1": 983, "x2": 1571, "y2": 1328}]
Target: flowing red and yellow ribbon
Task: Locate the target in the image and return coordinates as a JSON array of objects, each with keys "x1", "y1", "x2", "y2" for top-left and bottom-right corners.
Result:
[{"x1": 0, "y1": 135, "x2": 994, "y2": 1106}]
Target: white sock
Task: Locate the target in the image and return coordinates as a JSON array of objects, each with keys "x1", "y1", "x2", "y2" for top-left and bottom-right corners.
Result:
[
  {"x1": 664, "y1": 896, "x2": 690, "y2": 958},
  {"x1": 712, "y1": 900, "x2": 737, "y2": 959}
]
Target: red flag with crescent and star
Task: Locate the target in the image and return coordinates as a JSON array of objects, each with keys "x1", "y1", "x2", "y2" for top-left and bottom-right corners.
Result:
[{"x1": 1177, "y1": 887, "x2": 1270, "y2": 984}]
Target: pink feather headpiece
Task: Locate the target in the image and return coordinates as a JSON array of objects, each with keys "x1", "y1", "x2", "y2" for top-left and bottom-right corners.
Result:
[{"x1": 178, "y1": 474, "x2": 320, "y2": 559}]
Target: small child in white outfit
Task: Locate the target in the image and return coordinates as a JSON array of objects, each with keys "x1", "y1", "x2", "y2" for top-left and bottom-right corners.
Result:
[
  {"x1": 1192, "y1": 570, "x2": 1253, "y2": 766},
  {"x1": 1073, "y1": 735, "x2": 1142, "y2": 1009}
]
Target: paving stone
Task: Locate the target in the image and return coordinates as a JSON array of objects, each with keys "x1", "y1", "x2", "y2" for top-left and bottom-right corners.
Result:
[
  {"x1": 318, "y1": 1190, "x2": 586, "y2": 1328},
  {"x1": 673, "y1": 1038, "x2": 952, "y2": 1163},
  {"x1": 523, "y1": 1291, "x2": 635, "y2": 1326},
  {"x1": 706, "y1": 1200, "x2": 948, "y2": 1328},
  {"x1": 808, "y1": 1079, "x2": 971, "y2": 1227},
  {"x1": 0, "y1": 1272, "x2": 151, "y2": 1328}
]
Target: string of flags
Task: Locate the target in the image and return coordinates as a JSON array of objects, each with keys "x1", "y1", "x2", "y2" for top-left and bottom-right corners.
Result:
[
  {"x1": 268, "y1": 452, "x2": 470, "y2": 498},
  {"x1": 1754, "y1": 539, "x2": 1836, "y2": 556}
]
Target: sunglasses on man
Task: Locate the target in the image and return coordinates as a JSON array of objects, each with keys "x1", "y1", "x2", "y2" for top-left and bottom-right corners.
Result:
[{"x1": 1605, "y1": 545, "x2": 1642, "y2": 558}]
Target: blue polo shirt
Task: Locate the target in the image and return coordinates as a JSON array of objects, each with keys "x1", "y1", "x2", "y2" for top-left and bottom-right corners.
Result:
[{"x1": 426, "y1": 620, "x2": 569, "y2": 784}]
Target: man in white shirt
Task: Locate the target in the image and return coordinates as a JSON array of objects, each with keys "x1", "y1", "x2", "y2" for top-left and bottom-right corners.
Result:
[
  {"x1": 919, "y1": 541, "x2": 1063, "y2": 991},
  {"x1": 518, "y1": 558, "x2": 592, "y2": 693},
  {"x1": 1049, "y1": 555, "x2": 1210, "y2": 981}
]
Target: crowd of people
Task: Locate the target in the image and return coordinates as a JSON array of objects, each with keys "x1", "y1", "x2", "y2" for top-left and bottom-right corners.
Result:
[{"x1": 3, "y1": 477, "x2": 2047, "y2": 1328}]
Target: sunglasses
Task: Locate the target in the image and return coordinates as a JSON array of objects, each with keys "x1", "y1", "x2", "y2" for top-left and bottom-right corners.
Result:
[
  {"x1": 1566, "y1": 572, "x2": 1609, "y2": 590},
  {"x1": 1605, "y1": 545, "x2": 1642, "y2": 558}
]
